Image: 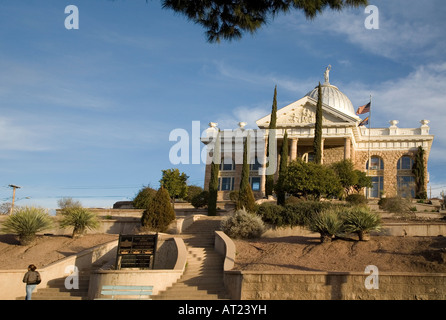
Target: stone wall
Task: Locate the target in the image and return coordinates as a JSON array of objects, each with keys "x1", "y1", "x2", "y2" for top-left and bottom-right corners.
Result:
[{"x1": 224, "y1": 270, "x2": 446, "y2": 300}]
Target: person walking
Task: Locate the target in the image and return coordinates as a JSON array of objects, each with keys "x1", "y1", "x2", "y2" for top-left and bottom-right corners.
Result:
[{"x1": 23, "y1": 264, "x2": 41, "y2": 300}]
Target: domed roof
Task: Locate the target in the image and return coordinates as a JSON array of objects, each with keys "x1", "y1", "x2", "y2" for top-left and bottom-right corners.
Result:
[{"x1": 306, "y1": 83, "x2": 357, "y2": 118}]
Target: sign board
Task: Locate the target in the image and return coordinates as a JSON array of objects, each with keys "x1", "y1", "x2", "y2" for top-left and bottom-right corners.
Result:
[{"x1": 115, "y1": 234, "x2": 158, "y2": 270}]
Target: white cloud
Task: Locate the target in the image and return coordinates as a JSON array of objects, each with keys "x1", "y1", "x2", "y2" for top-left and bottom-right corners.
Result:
[{"x1": 279, "y1": 1, "x2": 446, "y2": 62}]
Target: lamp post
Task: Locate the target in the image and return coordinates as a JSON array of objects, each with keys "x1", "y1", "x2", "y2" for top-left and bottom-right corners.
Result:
[{"x1": 8, "y1": 184, "x2": 21, "y2": 214}]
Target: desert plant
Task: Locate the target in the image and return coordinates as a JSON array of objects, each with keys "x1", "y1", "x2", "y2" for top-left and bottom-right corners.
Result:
[
  {"x1": 57, "y1": 197, "x2": 82, "y2": 211},
  {"x1": 141, "y1": 186, "x2": 176, "y2": 232},
  {"x1": 343, "y1": 206, "x2": 382, "y2": 241},
  {"x1": 221, "y1": 208, "x2": 265, "y2": 239},
  {"x1": 1, "y1": 206, "x2": 53, "y2": 245},
  {"x1": 59, "y1": 207, "x2": 100, "y2": 238},
  {"x1": 308, "y1": 208, "x2": 345, "y2": 243}
]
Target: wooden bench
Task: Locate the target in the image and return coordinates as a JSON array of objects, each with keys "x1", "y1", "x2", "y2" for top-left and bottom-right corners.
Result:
[{"x1": 97, "y1": 285, "x2": 153, "y2": 300}]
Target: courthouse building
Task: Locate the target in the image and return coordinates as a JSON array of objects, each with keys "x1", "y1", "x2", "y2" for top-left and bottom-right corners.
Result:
[{"x1": 202, "y1": 67, "x2": 434, "y2": 200}]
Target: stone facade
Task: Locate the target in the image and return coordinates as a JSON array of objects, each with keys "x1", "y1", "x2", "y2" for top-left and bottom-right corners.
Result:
[{"x1": 201, "y1": 72, "x2": 434, "y2": 199}]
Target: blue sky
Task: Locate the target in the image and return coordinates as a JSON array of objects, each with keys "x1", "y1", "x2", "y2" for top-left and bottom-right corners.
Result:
[{"x1": 1, "y1": 0, "x2": 446, "y2": 209}]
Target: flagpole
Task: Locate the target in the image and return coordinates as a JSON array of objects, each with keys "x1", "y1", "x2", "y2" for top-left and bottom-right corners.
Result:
[{"x1": 367, "y1": 94, "x2": 372, "y2": 198}]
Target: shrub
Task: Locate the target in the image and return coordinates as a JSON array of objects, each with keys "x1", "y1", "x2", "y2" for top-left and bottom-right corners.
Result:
[
  {"x1": 342, "y1": 206, "x2": 382, "y2": 241},
  {"x1": 141, "y1": 187, "x2": 175, "y2": 232},
  {"x1": 133, "y1": 186, "x2": 157, "y2": 209},
  {"x1": 59, "y1": 207, "x2": 100, "y2": 238},
  {"x1": 378, "y1": 196, "x2": 411, "y2": 213},
  {"x1": 256, "y1": 202, "x2": 285, "y2": 227},
  {"x1": 345, "y1": 194, "x2": 367, "y2": 206},
  {"x1": 1, "y1": 206, "x2": 53, "y2": 245},
  {"x1": 185, "y1": 185, "x2": 203, "y2": 203},
  {"x1": 307, "y1": 208, "x2": 345, "y2": 243},
  {"x1": 191, "y1": 191, "x2": 209, "y2": 208},
  {"x1": 257, "y1": 200, "x2": 338, "y2": 228},
  {"x1": 221, "y1": 209, "x2": 265, "y2": 239}
]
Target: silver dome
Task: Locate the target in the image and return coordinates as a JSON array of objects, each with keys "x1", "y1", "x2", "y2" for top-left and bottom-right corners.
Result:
[{"x1": 306, "y1": 83, "x2": 356, "y2": 118}]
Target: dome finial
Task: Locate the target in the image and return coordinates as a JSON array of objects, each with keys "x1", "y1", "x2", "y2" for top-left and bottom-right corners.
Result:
[{"x1": 324, "y1": 65, "x2": 331, "y2": 84}]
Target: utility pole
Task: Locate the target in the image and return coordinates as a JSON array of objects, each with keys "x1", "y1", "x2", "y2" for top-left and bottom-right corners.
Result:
[{"x1": 8, "y1": 184, "x2": 21, "y2": 214}]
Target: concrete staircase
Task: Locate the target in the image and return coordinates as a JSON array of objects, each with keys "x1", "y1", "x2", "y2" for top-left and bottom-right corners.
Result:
[
  {"x1": 153, "y1": 216, "x2": 229, "y2": 300},
  {"x1": 17, "y1": 273, "x2": 91, "y2": 300},
  {"x1": 17, "y1": 216, "x2": 228, "y2": 300}
]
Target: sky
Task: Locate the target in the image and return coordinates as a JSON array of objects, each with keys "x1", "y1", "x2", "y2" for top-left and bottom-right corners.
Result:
[{"x1": 1, "y1": 0, "x2": 446, "y2": 210}]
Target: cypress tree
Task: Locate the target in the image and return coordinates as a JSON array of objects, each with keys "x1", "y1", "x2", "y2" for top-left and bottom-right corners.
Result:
[
  {"x1": 208, "y1": 131, "x2": 221, "y2": 216},
  {"x1": 276, "y1": 130, "x2": 289, "y2": 205},
  {"x1": 413, "y1": 146, "x2": 427, "y2": 199},
  {"x1": 313, "y1": 82, "x2": 323, "y2": 164},
  {"x1": 265, "y1": 86, "x2": 278, "y2": 197},
  {"x1": 237, "y1": 134, "x2": 256, "y2": 213},
  {"x1": 141, "y1": 186, "x2": 175, "y2": 232}
]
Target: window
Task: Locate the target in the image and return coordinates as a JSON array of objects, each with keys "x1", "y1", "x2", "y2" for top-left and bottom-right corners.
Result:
[
  {"x1": 397, "y1": 176, "x2": 415, "y2": 198},
  {"x1": 220, "y1": 158, "x2": 235, "y2": 171},
  {"x1": 250, "y1": 157, "x2": 262, "y2": 171},
  {"x1": 397, "y1": 156, "x2": 415, "y2": 197},
  {"x1": 366, "y1": 156, "x2": 384, "y2": 198},
  {"x1": 366, "y1": 156, "x2": 384, "y2": 170},
  {"x1": 249, "y1": 177, "x2": 261, "y2": 191},
  {"x1": 302, "y1": 152, "x2": 315, "y2": 163},
  {"x1": 368, "y1": 176, "x2": 384, "y2": 198},
  {"x1": 218, "y1": 177, "x2": 234, "y2": 191},
  {"x1": 397, "y1": 156, "x2": 414, "y2": 170}
]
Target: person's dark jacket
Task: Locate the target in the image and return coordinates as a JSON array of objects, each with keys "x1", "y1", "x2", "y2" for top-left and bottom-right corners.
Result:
[{"x1": 23, "y1": 271, "x2": 41, "y2": 285}]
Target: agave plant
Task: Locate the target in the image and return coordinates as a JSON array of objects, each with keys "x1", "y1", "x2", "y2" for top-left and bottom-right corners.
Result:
[
  {"x1": 343, "y1": 206, "x2": 382, "y2": 241},
  {"x1": 308, "y1": 209, "x2": 345, "y2": 243},
  {"x1": 0, "y1": 206, "x2": 53, "y2": 245},
  {"x1": 59, "y1": 207, "x2": 99, "y2": 238}
]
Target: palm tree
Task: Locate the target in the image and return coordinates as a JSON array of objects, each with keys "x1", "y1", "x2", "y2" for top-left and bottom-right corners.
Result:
[
  {"x1": 1, "y1": 206, "x2": 53, "y2": 245},
  {"x1": 343, "y1": 206, "x2": 381, "y2": 241}
]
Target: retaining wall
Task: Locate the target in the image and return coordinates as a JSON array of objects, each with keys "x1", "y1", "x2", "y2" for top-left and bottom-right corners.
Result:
[{"x1": 224, "y1": 270, "x2": 446, "y2": 300}]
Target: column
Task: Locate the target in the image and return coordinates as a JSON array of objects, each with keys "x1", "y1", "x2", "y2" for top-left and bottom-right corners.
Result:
[
  {"x1": 344, "y1": 137, "x2": 351, "y2": 160},
  {"x1": 290, "y1": 138, "x2": 298, "y2": 161}
]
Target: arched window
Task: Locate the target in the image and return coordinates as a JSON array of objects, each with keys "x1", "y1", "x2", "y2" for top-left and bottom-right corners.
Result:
[
  {"x1": 366, "y1": 156, "x2": 384, "y2": 198},
  {"x1": 366, "y1": 156, "x2": 384, "y2": 170},
  {"x1": 397, "y1": 156, "x2": 415, "y2": 198}
]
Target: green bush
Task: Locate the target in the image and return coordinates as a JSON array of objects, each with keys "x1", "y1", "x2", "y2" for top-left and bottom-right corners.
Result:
[
  {"x1": 1, "y1": 206, "x2": 53, "y2": 245},
  {"x1": 141, "y1": 187, "x2": 176, "y2": 232},
  {"x1": 191, "y1": 191, "x2": 209, "y2": 208},
  {"x1": 345, "y1": 194, "x2": 367, "y2": 206},
  {"x1": 342, "y1": 206, "x2": 381, "y2": 241},
  {"x1": 59, "y1": 207, "x2": 100, "y2": 238},
  {"x1": 221, "y1": 209, "x2": 265, "y2": 239},
  {"x1": 133, "y1": 186, "x2": 157, "y2": 209},
  {"x1": 257, "y1": 200, "x2": 337, "y2": 228},
  {"x1": 256, "y1": 202, "x2": 285, "y2": 227},
  {"x1": 307, "y1": 208, "x2": 345, "y2": 243},
  {"x1": 185, "y1": 185, "x2": 203, "y2": 203}
]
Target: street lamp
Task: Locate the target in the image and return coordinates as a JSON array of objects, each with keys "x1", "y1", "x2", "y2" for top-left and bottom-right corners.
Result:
[{"x1": 8, "y1": 184, "x2": 21, "y2": 214}]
